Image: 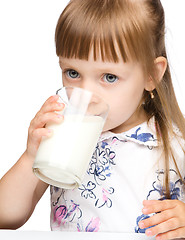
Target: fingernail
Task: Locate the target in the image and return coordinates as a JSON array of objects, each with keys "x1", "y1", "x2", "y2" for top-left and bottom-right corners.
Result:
[
  {"x1": 142, "y1": 207, "x2": 148, "y2": 214},
  {"x1": 57, "y1": 102, "x2": 64, "y2": 107},
  {"x1": 51, "y1": 95, "x2": 59, "y2": 101},
  {"x1": 44, "y1": 129, "x2": 52, "y2": 137},
  {"x1": 146, "y1": 230, "x2": 152, "y2": 236},
  {"x1": 139, "y1": 222, "x2": 145, "y2": 229},
  {"x1": 57, "y1": 114, "x2": 63, "y2": 119},
  {"x1": 47, "y1": 129, "x2": 52, "y2": 134}
]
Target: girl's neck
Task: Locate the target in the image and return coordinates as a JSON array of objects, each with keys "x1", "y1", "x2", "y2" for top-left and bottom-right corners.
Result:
[{"x1": 111, "y1": 107, "x2": 148, "y2": 134}]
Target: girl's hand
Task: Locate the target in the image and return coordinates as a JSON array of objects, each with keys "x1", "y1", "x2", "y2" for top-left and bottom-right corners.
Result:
[
  {"x1": 26, "y1": 95, "x2": 65, "y2": 159},
  {"x1": 139, "y1": 199, "x2": 185, "y2": 240}
]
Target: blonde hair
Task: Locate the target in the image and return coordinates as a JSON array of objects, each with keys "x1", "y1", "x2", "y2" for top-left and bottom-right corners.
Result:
[{"x1": 55, "y1": 0, "x2": 185, "y2": 198}]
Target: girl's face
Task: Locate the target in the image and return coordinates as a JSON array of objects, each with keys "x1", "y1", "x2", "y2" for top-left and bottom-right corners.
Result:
[{"x1": 59, "y1": 53, "x2": 149, "y2": 133}]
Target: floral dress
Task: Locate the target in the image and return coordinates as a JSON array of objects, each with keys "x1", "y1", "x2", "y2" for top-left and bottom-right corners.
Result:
[{"x1": 50, "y1": 118, "x2": 185, "y2": 233}]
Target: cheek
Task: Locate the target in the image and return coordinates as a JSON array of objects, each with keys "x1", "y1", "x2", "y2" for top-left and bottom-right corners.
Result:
[
  {"x1": 103, "y1": 99, "x2": 126, "y2": 130},
  {"x1": 103, "y1": 87, "x2": 144, "y2": 129},
  {"x1": 107, "y1": 91, "x2": 140, "y2": 117},
  {"x1": 62, "y1": 79, "x2": 79, "y2": 88}
]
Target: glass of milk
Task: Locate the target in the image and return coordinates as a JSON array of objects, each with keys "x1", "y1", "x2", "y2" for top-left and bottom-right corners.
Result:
[{"x1": 33, "y1": 87, "x2": 109, "y2": 189}]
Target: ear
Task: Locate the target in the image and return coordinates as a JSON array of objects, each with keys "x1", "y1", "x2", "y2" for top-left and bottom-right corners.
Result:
[
  {"x1": 154, "y1": 56, "x2": 167, "y2": 82},
  {"x1": 144, "y1": 56, "x2": 167, "y2": 91}
]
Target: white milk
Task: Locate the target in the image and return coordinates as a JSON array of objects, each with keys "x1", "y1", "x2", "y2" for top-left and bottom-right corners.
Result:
[{"x1": 33, "y1": 115, "x2": 104, "y2": 188}]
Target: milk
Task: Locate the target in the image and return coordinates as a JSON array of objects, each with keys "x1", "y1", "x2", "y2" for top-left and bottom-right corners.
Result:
[{"x1": 33, "y1": 115, "x2": 104, "y2": 189}]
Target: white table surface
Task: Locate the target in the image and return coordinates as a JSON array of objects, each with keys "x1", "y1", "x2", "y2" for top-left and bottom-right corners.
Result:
[{"x1": 0, "y1": 230, "x2": 155, "y2": 240}]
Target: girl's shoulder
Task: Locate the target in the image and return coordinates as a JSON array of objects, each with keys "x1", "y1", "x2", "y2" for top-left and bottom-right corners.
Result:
[
  {"x1": 99, "y1": 117, "x2": 185, "y2": 152},
  {"x1": 171, "y1": 124, "x2": 185, "y2": 150}
]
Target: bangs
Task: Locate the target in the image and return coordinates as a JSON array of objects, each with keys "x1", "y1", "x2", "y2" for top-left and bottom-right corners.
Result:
[{"x1": 55, "y1": 0, "x2": 154, "y2": 64}]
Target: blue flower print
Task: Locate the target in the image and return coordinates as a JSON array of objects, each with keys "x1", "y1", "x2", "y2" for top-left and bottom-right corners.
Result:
[
  {"x1": 101, "y1": 141, "x2": 109, "y2": 149},
  {"x1": 77, "y1": 217, "x2": 101, "y2": 232},
  {"x1": 88, "y1": 142, "x2": 116, "y2": 185},
  {"x1": 147, "y1": 169, "x2": 184, "y2": 200},
  {"x1": 80, "y1": 141, "x2": 116, "y2": 209},
  {"x1": 169, "y1": 181, "x2": 182, "y2": 200},
  {"x1": 135, "y1": 169, "x2": 184, "y2": 233},
  {"x1": 135, "y1": 214, "x2": 155, "y2": 233},
  {"x1": 126, "y1": 127, "x2": 155, "y2": 142},
  {"x1": 95, "y1": 187, "x2": 114, "y2": 208},
  {"x1": 64, "y1": 200, "x2": 83, "y2": 222},
  {"x1": 79, "y1": 181, "x2": 96, "y2": 200},
  {"x1": 88, "y1": 163, "x2": 107, "y2": 182},
  {"x1": 51, "y1": 186, "x2": 65, "y2": 207},
  {"x1": 85, "y1": 217, "x2": 100, "y2": 232},
  {"x1": 52, "y1": 200, "x2": 82, "y2": 229},
  {"x1": 100, "y1": 147, "x2": 116, "y2": 166}
]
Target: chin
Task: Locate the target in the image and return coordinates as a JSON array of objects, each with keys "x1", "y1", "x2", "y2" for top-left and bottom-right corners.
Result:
[{"x1": 102, "y1": 122, "x2": 117, "y2": 133}]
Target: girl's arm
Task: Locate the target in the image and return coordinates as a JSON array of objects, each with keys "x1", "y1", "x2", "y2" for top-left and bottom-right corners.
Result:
[
  {"x1": 0, "y1": 151, "x2": 48, "y2": 229},
  {"x1": 0, "y1": 95, "x2": 64, "y2": 229}
]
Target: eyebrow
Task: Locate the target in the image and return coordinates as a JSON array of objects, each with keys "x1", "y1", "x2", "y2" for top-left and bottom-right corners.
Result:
[
  {"x1": 59, "y1": 58, "x2": 133, "y2": 75},
  {"x1": 59, "y1": 59, "x2": 77, "y2": 69},
  {"x1": 59, "y1": 59, "x2": 66, "y2": 64},
  {"x1": 59, "y1": 59, "x2": 65, "y2": 66},
  {"x1": 59, "y1": 60, "x2": 69, "y2": 70}
]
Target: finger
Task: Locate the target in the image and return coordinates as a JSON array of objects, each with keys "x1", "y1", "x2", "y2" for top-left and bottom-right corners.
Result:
[
  {"x1": 156, "y1": 227, "x2": 185, "y2": 240},
  {"x1": 41, "y1": 101, "x2": 65, "y2": 114},
  {"x1": 28, "y1": 128, "x2": 53, "y2": 153},
  {"x1": 29, "y1": 112, "x2": 64, "y2": 130},
  {"x1": 139, "y1": 209, "x2": 173, "y2": 229},
  {"x1": 145, "y1": 217, "x2": 182, "y2": 237},
  {"x1": 142, "y1": 200, "x2": 177, "y2": 215},
  {"x1": 30, "y1": 128, "x2": 53, "y2": 141},
  {"x1": 40, "y1": 95, "x2": 59, "y2": 109},
  {"x1": 45, "y1": 95, "x2": 60, "y2": 104},
  {"x1": 143, "y1": 199, "x2": 177, "y2": 207},
  {"x1": 143, "y1": 200, "x2": 160, "y2": 206},
  {"x1": 40, "y1": 96, "x2": 65, "y2": 114}
]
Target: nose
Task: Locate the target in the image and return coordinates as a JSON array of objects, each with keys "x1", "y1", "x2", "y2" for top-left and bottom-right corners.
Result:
[
  {"x1": 80, "y1": 81, "x2": 104, "y2": 108},
  {"x1": 80, "y1": 78, "x2": 97, "y2": 94}
]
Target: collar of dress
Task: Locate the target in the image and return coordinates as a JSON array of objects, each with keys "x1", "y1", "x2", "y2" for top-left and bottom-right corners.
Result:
[{"x1": 98, "y1": 117, "x2": 180, "y2": 148}]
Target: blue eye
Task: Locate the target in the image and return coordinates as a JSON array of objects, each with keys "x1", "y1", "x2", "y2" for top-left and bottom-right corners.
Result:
[
  {"x1": 103, "y1": 74, "x2": 118, "y2": 83},
  {"x1": 66, "y1": 69, "x2": 80, "y2": 79}
]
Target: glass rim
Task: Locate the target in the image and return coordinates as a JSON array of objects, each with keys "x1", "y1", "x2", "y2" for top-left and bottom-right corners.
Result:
[{"x1": 56, "y1": 86, "x2": 109, "y2": 108}]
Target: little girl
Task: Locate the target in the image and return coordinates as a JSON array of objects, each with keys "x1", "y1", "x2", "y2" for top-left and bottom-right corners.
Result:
[{"x1": 1, "y1": 0, "x2": 185, "y2": 239}]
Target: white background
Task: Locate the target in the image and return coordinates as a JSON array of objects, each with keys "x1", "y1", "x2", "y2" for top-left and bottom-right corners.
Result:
[{"x1": 0, "y1": 0, "x2": 184, "y2": 231}]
